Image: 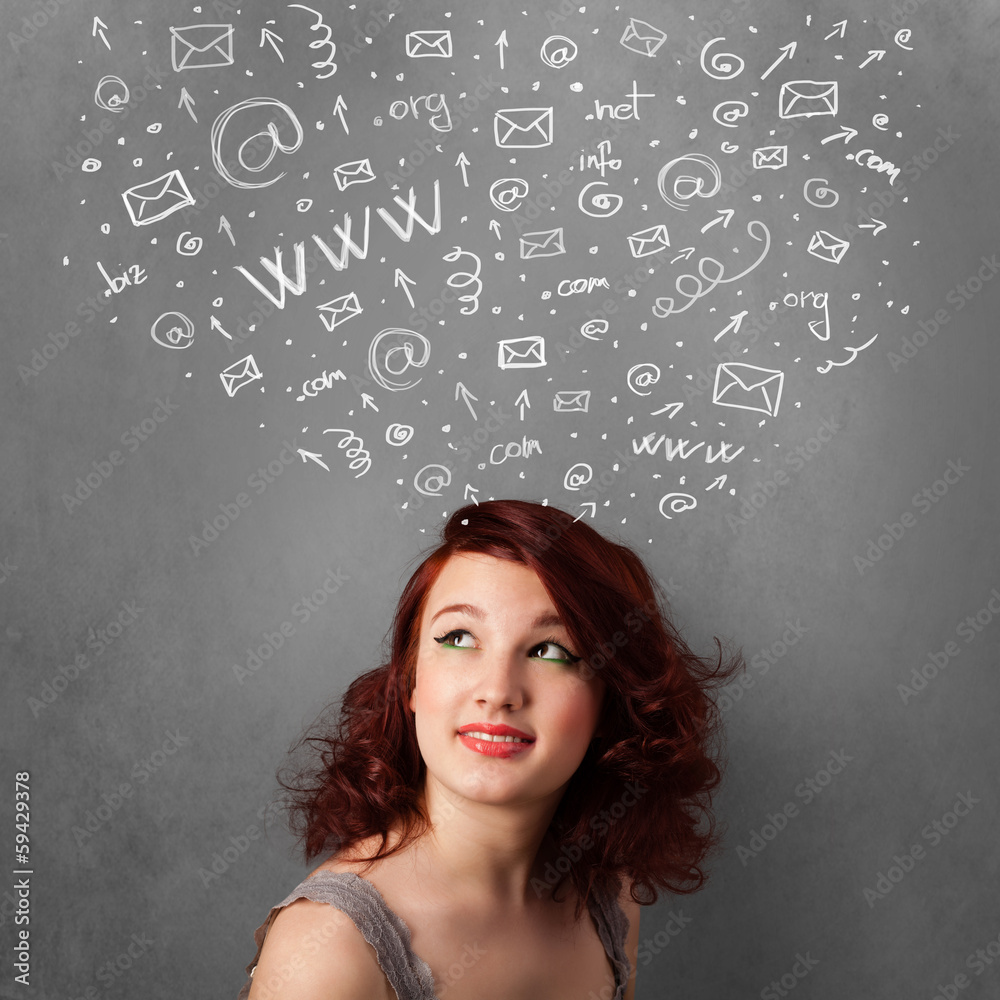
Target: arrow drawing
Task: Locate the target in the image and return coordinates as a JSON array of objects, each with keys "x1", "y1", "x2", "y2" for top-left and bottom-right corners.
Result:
[
  {"x1": 178, "y1": 88, "x2": 197, "y2": 123},
  {"x1": 210, "y1": 316, "x2": 232, "y2": 340},
  {"x1": 701, "y1": 209, "x2": 735, "y2": 234},
  {"x1": 516, "y1": 389, "x2": 530, "y2": 420},
  {"x1": 361, "y1": 393, "x2": 379, "y2": 411},
  {"x1": 395, "y1": 268, "x2": 415, "y2": 308},
  {"x1": 456, "y1": 152, "x2": 470, "y2": 187},
  {"x1": 760, "y1": 41, "x2": 796, "y2": 81},
  {"x1": 260, "y1": 28, "x2": 285, "y2": 61},
  {"x1": 218, "y1": 215, "x2": 235, "y2": 246},
  {"x1": 821, "y1": 125, "x2": 858, "y2": 145},
  {"x1": 455, "y1": 381, "x2": 479, "y2": 420},
  {"x1": 495, "y1": 30, "x2": 508, "y2": 70},
  {"x1": 464, "y1": 484, "x2": 480, "y2": 504},
  {"x1": 825, "y1": 19, "x2": 847, "y2": 40},
  {"x1": 489, "y1": 219, "x2": 502, "y2": 240},
  {"x1": 714, "y1": 310, "x2": 748, "y2": 342},
  {"x1": 573, "y1": 503, "x2": 597, "y2": 522},
  {"x1": 333, "y1": 95, "x2": 348, "y2": 134},
  {"x1": 298, "y1": 449, "x2": 330, "y2": 471},
  {"x1": 651, "y1": 401, "x2": 684, "y2": 418},
  {"x1": 92, "y1": 16, "x2": 110, "y2": 50},
  {"x1": 859, "y1": 50, "x2": 886, "y2": 68}
]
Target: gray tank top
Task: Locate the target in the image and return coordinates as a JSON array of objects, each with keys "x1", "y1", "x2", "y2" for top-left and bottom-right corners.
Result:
[{"x1": 236, "y1": 869, "x2": 631, "y2": 999}]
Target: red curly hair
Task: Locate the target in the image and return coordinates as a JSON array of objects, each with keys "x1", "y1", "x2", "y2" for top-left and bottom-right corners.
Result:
[{"x1": 280, "y1": 499, "x2": 741, "y2": 918}]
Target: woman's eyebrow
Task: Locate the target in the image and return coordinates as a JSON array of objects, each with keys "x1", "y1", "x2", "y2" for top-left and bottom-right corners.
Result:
[{"x1": 429, "y1": 603, "x2": 565, "y2": 630}]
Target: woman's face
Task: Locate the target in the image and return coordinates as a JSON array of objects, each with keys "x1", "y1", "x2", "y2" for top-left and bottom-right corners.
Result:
[{"x1": 408, "y1": 552, "x2": 605, "y2": 808}]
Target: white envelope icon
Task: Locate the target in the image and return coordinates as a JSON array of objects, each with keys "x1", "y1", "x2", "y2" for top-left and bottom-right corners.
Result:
[
  {"x1": 713, "y1": 363, "x2": 784, "y2": 417},
  {"x1": 317, "y1": 292, "x2": 363, "y2": 332},
  {"x1": 519, "y1": 228, "x2": 565, "y2": 259},
  {"x1": 494, "y1": 108, "x2": 554, "y2": 148},
  {"x1": 753, "y1": 145, "x2": 787, "y2": 169},
  {"x1": 498, "y1": 336, "x2": 546, "y2": 369},
  {"x1": 807, "y1": 230, "x2": 850, "y2": 264},
  {"x1": 122, "y1": 170, "x2": 195, "y2": 226},
  {"x1": 778, "y1": 80, "x2": 838, "y2": 119},
  {"x1": 620, "y1": 18, "x2": 667, "y2": 57},
  {"x1": 628, "y1": 224, "x2": 670, "y2": 257},
  {"x1": 405, "y1": 30, "x2": 452, "y2": 58},
  {"x1": 553, "y1": 390, "x2": 590, "y2": 413},
  {"x1": 333, "y1": 158, "x2": 375, "y2": 191},
  {"x1": 220, "y1": 354, "x2": 262, "y2": 397},
  {"x1": 170, "y1": 23, "x2": 234, "y2": 72}
]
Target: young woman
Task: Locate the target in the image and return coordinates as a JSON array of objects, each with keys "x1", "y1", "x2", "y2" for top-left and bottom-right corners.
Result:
[{"x1": 237, "y1": 499, "x2": 739, "y2": 999}]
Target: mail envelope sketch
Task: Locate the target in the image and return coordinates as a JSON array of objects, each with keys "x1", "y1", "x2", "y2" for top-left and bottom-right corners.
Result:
[
  {"x1": 220, "y1": 355, "x2": 262, "y2": 397},
  {"x1": 333, "y1": 158, "x2": 376, "y2": 191},
  {"x1": 553, "y1": 390, "x2": 591, "y2": 413},
  {"x1": 807, "y1": 230, "x2": 850, "y2": 264},
  {"x1": 753, "y1": 146, "x2": 788, "y2": 169},
  {"x1": 519, "y1": 228, "x2": 565, "y2": 260},
  {"x1": 712, "y1": 363, "x2": 784, "y2": 417},
  {"x1": 170, "y1": 23, "x2": 234, "y2": 72},
  {"x1": 498, "y1": 336, "x2": 546, "y2": 369},
  {"x1": 122, "y1": 170, "x2": 196, "y2": 227},
  {"x1": 620, "y1": 18, "x2": 667, "y2": 58},
  {"x1": 778, "y1": 80, "x2": 838, "y2": 119},
  {"x1": 405, "y1": 30, "x2": 453, "y2": 58},
  {"x1": 317, "y1": 293, "x2": 363, "y2": 332},
  {"x1": 628, "y1": 224, "x2": 670, "y2": 258},
  {"x1": 494, "y1": 108, "x2": 554, "y2": 148}
]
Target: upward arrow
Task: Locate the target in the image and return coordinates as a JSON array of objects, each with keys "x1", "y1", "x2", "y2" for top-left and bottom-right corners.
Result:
[
  {"x1": 455, "y1": 382, "x2": 479, "y2": 421},
  {"x1": 760, "y1": 41, "x2": 796, "y2": 81},
  {"x1": 332, "y1": 95, "x2": 349, "y2": 134},
  {"x1": 455, "y1": 152, "x2": 470, "y2": 187},
  {"x1": 495, "y1": 30, "x2": 508, "y2": 70},
  {"x1": 178, "y1": 88, "x2": 197, "y2": 123},
  {"x1": 92, "y1": 16, "x2": 110, "y2": 49},
  {"x1": 394, "y1": 268, "x2": 415, "y2": 308}
]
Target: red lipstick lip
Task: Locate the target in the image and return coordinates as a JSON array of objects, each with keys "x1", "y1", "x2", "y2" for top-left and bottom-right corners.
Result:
[{"x1": 457, "y1": 722, "x2": 534, "y2": 741}]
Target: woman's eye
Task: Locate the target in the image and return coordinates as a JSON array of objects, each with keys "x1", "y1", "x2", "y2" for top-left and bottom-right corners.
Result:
[
  {"x1": 532, "y1": 641, "x2": 580, "y2": 663},
  {"x1": 434, "y1": 629, "x2": 476, "y2": 649}
]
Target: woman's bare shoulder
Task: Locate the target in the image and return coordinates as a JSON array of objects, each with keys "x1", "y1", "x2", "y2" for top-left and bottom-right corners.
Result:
[{"x1": 247, "y1": 897, "x2": 393, "y2": 1000}]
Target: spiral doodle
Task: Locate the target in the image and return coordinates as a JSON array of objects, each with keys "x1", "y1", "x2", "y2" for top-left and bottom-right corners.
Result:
[
  {"x1": 578, "y1": 181, "x2": 624, "y2": 218},
  {"x1": 413, "y1": 463, "x2": 452, "y2": 497},
  {"x1": 700, "y1": 38, "x2": 745, "y2": 80},
  {"x1": 296, "y1": 198, "x2": 313, "y2": 212},
  {"x1": 368, "y1": 328, "x2": 431, "y2": 392},
  {"x1": 713, "y1": 101, "x2": 750, "y2": 128},
  {"x1": 323, "y1": 428, "x2": 371, "y2": 478},
  {"x1": 94, "y1": 75, "x2": 129, "y2": 113},
  {"x1": 657, "y1": 154, "x2": 722, "y2": 211},
  {"x1": 82, "y1": 159, "x2": 101, "y2": 172},
  {"x1": 894, "y1": 28, "x2": 913, "y2": 50},
  {"x1": 872, "y1": 113, "x2": 889, "y2": 131},
  {"x1": 176, "y1": 232, "x2": 203, "y2": 256},
  {"x1": 489, "y1": 177, "x2": 529, "y2": 213},
  {"x1": 150, "y1": 312, "x2": 194, "y2": 350},
  {"x1": 803, "y1": 177, "x2": 840, "y2": 208},
  {"x1": 627, "y1": 363, "x2": 661, "y2": 396},
  {"x1": 563, "y1": 463, "x2": 593, "y2": 491},
  {"x1": 443, "y1": 247, "x2": 483, "y2": 316},
  {"x1": 658, "y1": 493, "x2": 697, "y2": 518},
  {"x1": 385, "y1": 423, "x2": 414, "y2": 446}
]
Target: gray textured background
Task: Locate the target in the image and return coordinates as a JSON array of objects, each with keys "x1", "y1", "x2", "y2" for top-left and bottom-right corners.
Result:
[{"x1": 3, "y1": 1, "x2": 999, "y2": 997}]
